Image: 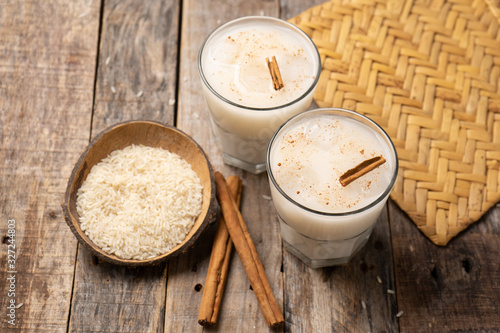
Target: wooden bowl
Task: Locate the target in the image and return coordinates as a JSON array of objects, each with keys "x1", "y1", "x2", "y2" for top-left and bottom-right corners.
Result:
[{"x1": 62, "y1": 120, "x2": 217, "y2": 266}]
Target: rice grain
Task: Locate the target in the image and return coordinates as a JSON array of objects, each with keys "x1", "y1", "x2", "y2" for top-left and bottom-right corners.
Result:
[{"x1": 76, "y1": 144, "x2": 203, "y2": 260}]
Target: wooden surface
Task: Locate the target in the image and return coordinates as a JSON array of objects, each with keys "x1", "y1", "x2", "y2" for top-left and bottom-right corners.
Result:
[{"x1": 1, "y1": 1, "x2": 499, "y2": 332}]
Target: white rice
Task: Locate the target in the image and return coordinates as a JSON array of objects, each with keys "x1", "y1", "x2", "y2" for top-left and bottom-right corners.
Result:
[{"x1": 76, "y1": 144, "x2": 203, "y2": 260}]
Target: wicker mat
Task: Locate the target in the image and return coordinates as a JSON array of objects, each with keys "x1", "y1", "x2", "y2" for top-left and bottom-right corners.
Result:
[{"x1": 289, "y1": 0, "x2": 500, "y2": 245}]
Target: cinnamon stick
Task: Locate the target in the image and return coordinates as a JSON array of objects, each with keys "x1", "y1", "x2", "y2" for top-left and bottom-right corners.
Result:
[
  {"x1": 198, "y1": 176, "x2": 242, "y2": 327},
  {"x1": 339, "y1": 155, "x2": 386, "y2": 187},
  {"x1": 229, "y1": 187, "x2": 284, "y2": 326},
  {"x1": 214, "y1": 172, "x2": 284, "y2": 328},
  {"x1": 266, "y1": 56, "x2": 284, "y2": 90}
]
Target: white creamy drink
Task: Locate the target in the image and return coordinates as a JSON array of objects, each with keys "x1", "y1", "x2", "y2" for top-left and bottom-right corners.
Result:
[
  {"x1": 267, "y1": 108, "x2": 398, "y2": 268},
  {"x1": 199, "y1": 16, "x2": 320, "y2": 174}
]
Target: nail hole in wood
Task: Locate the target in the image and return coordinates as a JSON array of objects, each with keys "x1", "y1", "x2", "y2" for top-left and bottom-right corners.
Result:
[
  {"x1": 360, "y1": 261, "x2": 368, "y2": 273},
  {"x1": 1, "y1": 235, "x2": 9, "y2": 244},
  {"x1": 194, "y1": 284, "x2": 202, "y2": 292},
  {"x1": 374, "y1": 240, "x2": 384, "y2": 250},
  {"x1": 461, "y1": 258, "x2": 472, "y2": 273},
  {"x1": 431, "y1": 266, "x2": 439, "y2": 280}
]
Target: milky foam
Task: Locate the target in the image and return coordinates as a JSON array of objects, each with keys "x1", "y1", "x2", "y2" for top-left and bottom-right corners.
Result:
[
  {"x1": 201, "y1": 21, "x2": 319, "y2": 108},
  {"x1": 270, "y1": 114, "x2": 395, "y2": 213}
]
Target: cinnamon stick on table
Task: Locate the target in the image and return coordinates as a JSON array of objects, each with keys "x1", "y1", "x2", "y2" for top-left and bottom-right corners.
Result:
[
  {"x1": 198, "y1": 175, "x2": 242, "y2": 327},
  {"x1": 213, "y1": 172, "x2": 284, "y2": 328}
]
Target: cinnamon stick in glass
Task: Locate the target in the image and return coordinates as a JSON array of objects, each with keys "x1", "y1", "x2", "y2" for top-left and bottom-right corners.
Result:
[
  {"x1": 339, "y1": 155, "x2": 386, "y2": 187},
  {"x1": 213, "y1": 171, "x2": 284, "y2": 328},
  {"x1": 198, "y1": 175, "x2": 242, "y2": 327},
  {"x1": 266, "y1": 56, "x2": 284, "y2": 90}
]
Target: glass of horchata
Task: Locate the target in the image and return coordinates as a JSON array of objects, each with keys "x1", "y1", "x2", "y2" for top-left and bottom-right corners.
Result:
[
  {"x1": 267, "y1": 108, "x2": 398, "y2": 268},
  {"x1": 198, "y1": 16, "x2": 321, "y2": 174}
]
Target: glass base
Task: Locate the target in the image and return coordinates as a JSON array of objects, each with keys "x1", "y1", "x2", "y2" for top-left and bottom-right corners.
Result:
[
  {"x1": 283, "y1": 240, "x2": 350, "y2": 267},
  {"x1": 222, "y1": 153, "x2": 267, "y2": 174},
  {"x1": 279, "y1": 218, "x2": 374, "y2": 268},
  {"x1": 283, "y1": 237, "x2": 369, "y2": 268}
]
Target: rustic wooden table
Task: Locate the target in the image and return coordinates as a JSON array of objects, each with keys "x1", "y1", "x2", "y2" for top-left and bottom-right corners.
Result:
[{"x1": 1, "y1": 1, "x2": 499, "y2": 332}]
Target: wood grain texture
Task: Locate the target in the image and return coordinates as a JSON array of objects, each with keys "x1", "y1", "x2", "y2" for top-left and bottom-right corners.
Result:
[
  {"x1": 69, "y1": 252, "x2": 168, "y2": 333},
  {"x1": 172, "y1": 0, "x2": 284, "y2": 331},
  {"x1": 68, "y1": 1, "x2": 181, "y2": 332},
  {"x1": 390, "y1": 201, "x2": 500, "y2": 332},
  {"x1": 91, "y1": 0, "x2": 180, "y2": 134},
  {"x1": 283, "y1": 206, "x2": 399, "y2": 332},
  {"x1": 280, "y1": 0, "x2": 326, "y2": 18},
  {"x1": 0, "y1": 0, "x2": 100, "y2": 331}
]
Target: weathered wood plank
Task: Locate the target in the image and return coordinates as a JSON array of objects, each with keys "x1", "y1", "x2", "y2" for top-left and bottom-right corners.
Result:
[
  {"x1": 68, "y1": 1, "x2": 180, "y2": 332},
  {"x1": 70, "y1": 253, "x2": 168, "y2": 332},
  {"x1": 281, "y1": 0, "x2": 326, "y2": 18},
  {"x1": 91, "y1": 0, "x2": 179, "y2": 133},
  {"x1": 0, "y1": 0, "x2": 100, "y2": 331},
  {"x1": 283, "y1": 206, "x2": 399, "y2": 333},
  {"x1": 390, "y1": 201, "x2": 500, "y2": 332},
  {"x1": 171, "y1": 0, "x2": 287, "y2": 331}
]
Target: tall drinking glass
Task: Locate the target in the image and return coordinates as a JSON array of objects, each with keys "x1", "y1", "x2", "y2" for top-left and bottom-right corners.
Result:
[
  {"x1": 267, "y1": 108, "x2": 398, "y2": 268},
  {"x1": 198, "y1": 16, "x2": 321, "y2": 174}
]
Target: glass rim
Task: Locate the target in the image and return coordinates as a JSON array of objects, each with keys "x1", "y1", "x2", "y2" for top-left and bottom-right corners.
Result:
[
  {"x1": 197, "y1": 15, "x2": 322, "y2": 111},
  {"x1": 266, "y1": 107, "x2": 399, "y2": 217}
]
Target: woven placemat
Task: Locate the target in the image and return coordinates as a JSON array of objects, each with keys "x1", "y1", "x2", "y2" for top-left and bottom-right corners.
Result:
[{"x1": 289, "y1": 0, "x2": 500, "y2": 245}]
